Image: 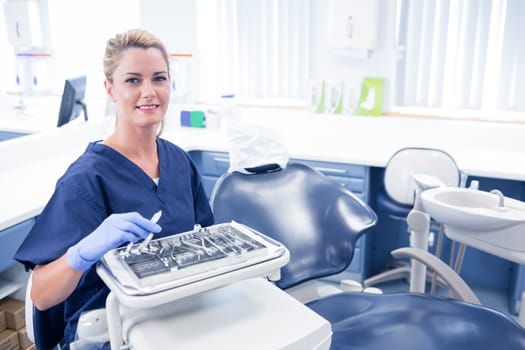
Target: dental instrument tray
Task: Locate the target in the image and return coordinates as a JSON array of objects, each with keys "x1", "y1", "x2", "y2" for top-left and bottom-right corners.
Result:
[{"x1": 97, "y1": 221, "x2": 289, "y2": 305}]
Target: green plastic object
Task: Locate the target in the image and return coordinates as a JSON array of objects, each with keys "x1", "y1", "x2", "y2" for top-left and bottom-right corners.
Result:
[
  {"x1": 190, "y1": 111, "x2": 205, "y2": 128},
  {"x1": 353, "y1": 77, "x2": 384, "y2": 116}
]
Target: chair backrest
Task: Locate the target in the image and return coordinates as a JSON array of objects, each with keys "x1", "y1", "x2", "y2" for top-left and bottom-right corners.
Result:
[
  {"x1": 210, "y1": 162, "x2": 377, "y2": 289},
  {"x1": 384, "y1": 147, "x2": 460, "y2": 205},
  {"x1": 25, "y1": 272, "x2": 65, "y2": 350}
]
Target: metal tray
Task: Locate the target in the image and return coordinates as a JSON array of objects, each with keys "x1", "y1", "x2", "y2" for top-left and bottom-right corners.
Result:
[{"x1": 97, "y1": 221, "x2": 289, "y2": 302}]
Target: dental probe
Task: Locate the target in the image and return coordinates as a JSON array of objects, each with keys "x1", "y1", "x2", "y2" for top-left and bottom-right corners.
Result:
[
  {"x1": 140, "y1": 210, "x2": 163, "y2": 249},
  {"x1": 123, "y1": 210, "x2": 162, "y2": 256}
]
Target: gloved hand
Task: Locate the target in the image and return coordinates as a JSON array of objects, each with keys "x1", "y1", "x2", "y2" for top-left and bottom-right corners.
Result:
[{"x1": 66, "y1": 212, "x2": 162, "y2": 271}]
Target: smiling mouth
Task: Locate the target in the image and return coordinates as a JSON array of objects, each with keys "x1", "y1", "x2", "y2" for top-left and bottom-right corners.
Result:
[{"x1": 137, "y1": 104, "x2": 159, "y2": 110}]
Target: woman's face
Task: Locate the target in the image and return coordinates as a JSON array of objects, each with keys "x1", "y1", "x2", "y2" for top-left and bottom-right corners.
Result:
[{"x1": 105, "y1": 47, "x2": 170, "y2": 131}]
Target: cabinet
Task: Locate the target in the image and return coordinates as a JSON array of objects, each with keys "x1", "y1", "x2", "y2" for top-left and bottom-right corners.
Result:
[
  {"x1": 0, "y1": 131, "x2": 28, "y2": 142},
  {"x1": 329, "y1": 0, "x2": 379, "y2": 50},
  {"x1": 0, "y1": 218, "x2": 34, "y2": 298},
  {"x1": 0, "y1": 218, "x2": 34, "y2": 272},
  {"x1": 188, "y1": 150, "x2": 371, "y2": 281}
]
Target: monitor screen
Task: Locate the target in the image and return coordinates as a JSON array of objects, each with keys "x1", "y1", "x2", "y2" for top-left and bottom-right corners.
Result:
[{"x1": 57, "y1": 75, "x2": 88, "y2": 127}]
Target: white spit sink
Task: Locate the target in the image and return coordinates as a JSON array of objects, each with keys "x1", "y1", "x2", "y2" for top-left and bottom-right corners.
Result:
[{"x1": 421, "y1": 187, "x2": 525, "y2": 262}]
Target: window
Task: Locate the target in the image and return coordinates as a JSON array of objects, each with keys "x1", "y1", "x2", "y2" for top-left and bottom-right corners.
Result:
[
  {"x1": 195, "y1": 0, "x2": 310, "y2": 105},
  {"x1": 393, "y1": 0, "x2": 525, "y2": 119}
]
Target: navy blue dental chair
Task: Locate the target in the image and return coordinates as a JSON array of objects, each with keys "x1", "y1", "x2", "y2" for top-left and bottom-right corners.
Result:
[{"x1": 210, "y1": 162, "x2": 525, "y2": 350}]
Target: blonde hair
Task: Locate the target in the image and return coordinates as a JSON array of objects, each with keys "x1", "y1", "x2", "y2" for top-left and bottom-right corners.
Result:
[
  {"x1": 103, "y1": 28, "x2": 170, "y2": 82},
  {"x1": 104, "y1": 29, "x2": 169, "y2": 135}
]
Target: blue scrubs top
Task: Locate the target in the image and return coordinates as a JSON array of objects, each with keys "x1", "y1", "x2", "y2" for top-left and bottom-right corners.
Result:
[{"x1": 15, "y1": 138, "x2": 214, "y2": 347}]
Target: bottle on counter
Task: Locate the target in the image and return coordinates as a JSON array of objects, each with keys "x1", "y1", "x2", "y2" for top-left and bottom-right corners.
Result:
[{"x1": 207, "y1": 94, "x2": 240, "y2": 129}]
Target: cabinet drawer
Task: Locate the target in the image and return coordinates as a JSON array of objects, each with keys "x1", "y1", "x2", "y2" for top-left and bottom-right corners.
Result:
[
  {"x1": 354, "y1": 235, "x2": 364, "y2": 248},
  {"x1": 0, "y1": 131, "x2": 29, "y2": 142},
  {"x1": 0, "y1": 219, "x2": 34, "y2": 272},
  {"x1": 329, "y1": 175, "x2": 366, "y2": 194},
  {"x1": 295, "y1": 159, "x2": 367, "y2": 178},
  {"x1": 347, "y1": 246, "x2": 362, "y2": 272},
  {"x1": 201, "y1": 175, "x2": 220, "y2": 198},
  {"x1": 199, "y1": 152, "x2": 230, "y2": 176},
  {"x1": 355, "y1": 193, "x2": 366, "y2": 203}
]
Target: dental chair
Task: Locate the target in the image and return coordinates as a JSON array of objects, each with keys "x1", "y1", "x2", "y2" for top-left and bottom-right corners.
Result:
[
  {"x1": 210, "y1": 162, "x2": 525, "y2": 350},
  {"x1": 25, "y1": 272, "x2": 65, "y2": 350},
  {"x1": 364, "y1": 147, "x2": 463, "y2": 293}
]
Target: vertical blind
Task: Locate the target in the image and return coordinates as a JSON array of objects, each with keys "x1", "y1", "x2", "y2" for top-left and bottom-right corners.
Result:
[
  {"x1": 394, "y1": 0, "x2": 525, "y2": 113},
  {"x1": 196, "y1": 0, "x2": 309, "y2": 102}
]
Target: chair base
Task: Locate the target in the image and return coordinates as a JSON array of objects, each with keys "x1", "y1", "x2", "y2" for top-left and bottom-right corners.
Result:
[
  {"x1": 364, "y1": 262, "x2": 449, "y2": 292},
  {"x1": 364, "y1": 262, "x2": 410, "y2": 288}
]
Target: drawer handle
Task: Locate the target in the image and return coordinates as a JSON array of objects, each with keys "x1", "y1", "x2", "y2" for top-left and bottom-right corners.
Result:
[
  {"x1": 214, "y1": 157, "x2": 230, "y2": 163},
  {"x1": 314, "y1": 167, "x2": 347, "y2": 175}
]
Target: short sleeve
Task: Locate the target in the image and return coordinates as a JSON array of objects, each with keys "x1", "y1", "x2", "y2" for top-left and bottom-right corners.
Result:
[{"x1": 14, "y1": 176, "x2": 106, "y2": 269}]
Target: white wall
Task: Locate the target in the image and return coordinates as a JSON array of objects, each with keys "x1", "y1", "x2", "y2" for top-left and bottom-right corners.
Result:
[
  {"x1": 139, "y1": 0, "x2": 199, "y2": 103},
  {"x1": 139, "y1": 0, "x2": 197, "y2": 54},
  {"x1": 139, "y1": 0, "x2": 398, "y2": 109},
  {"x1": 309, "y1": 0, "x2": 397, "y2": 109},
  {"x1": 2, "y1": 0, "x2": 397, "y2": 108},
  {"x1": 0, "y1": 1, "x2": 17, "y2": 93}
]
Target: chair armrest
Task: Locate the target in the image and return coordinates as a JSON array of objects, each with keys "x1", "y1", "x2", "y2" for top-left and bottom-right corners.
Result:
[
  {"x1": 25, "y1": 273, "x2": 34, "y2": 343},
  {"x1": 391, "y1": 247, "x2": 480, "y2": 305}
]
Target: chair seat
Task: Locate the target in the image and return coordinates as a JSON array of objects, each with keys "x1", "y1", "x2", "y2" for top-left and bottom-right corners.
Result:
[
  {"x1": 376, "y1": 187, "x2": 412, "y2": 219},
  {"x1": 307, "y1": 292, "x2": 525, "y2": 350}
]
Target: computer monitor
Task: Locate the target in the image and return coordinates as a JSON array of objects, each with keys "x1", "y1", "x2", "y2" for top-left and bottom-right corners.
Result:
[{"x1": 57, "y1": 75, "x2": 88, "y2": 127}]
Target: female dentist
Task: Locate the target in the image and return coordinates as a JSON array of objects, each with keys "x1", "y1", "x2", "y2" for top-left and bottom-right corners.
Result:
[{"x1": 15, "y1": 29, "x2": 214, "y2": 349}]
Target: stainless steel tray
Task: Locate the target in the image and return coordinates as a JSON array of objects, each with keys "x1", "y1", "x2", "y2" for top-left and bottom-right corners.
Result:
[{"x1": 97, "y1": 221, "x2": 289, "y2": 300}]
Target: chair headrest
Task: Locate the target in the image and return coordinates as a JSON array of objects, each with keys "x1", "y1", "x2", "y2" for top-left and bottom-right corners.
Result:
[
  {"x1": 243, "y1": 163, "x2": 282, "y2": 174},
  {"x1": 225, "y1": 119, "x2": 289, "y2": 173}
]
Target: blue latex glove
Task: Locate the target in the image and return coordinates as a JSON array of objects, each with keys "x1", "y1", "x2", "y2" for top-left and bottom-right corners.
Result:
[{"x1": 66, "y1": 212, "x2": 162, "y2": 271}]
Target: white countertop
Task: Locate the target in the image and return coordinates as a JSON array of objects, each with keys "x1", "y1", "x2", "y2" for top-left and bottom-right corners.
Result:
[
  {"x1": 0, "y1": 119, "x2": 113, "y2": 230},
  {"x1": 0, "y1": 94, "x2": 108, "y2": 134},
  {"x1": 0, "y1": 95, "x2": 64, "y2": 133},
  {"x1": 165, "y1": 107, "x2": 525, "y2": 181},
  {"x1": 1, "y1": 105, "x2": 524, "y2": 231}
]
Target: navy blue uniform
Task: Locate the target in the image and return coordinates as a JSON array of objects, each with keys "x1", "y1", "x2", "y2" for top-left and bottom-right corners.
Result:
[{"x1": 15, "y1": 138, "x2": 214, "y2": 347}]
